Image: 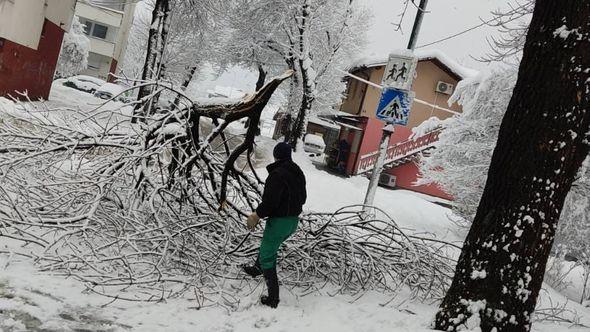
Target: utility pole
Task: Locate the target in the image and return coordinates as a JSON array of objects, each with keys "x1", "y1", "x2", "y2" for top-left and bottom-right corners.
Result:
[
  {"x1": 362, "y1": 0, "x2": 428, "y2": 212},
  {"x1": 407, "y1": 0, "x2": 429, "y2": 50}
]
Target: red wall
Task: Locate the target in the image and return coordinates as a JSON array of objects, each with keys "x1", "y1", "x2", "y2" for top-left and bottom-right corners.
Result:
[
  {"x1": 386, "y1": 162, "x2": 453, "y2": 200},
  {"x1": 0, "y1": 19, "x2": 64, "y2": 100},
  {"x1": 346, "y1": 116, "x2": 452, "y2": 200},
  {"x1": 349, "y1": 117, "x2": 413, "y2": 172},
  {"x1": 107, "y1": 59, "x2": 118, "y2": 83}
]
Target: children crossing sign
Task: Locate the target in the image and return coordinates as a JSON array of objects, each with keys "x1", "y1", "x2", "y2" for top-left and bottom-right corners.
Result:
[
  {"x1": 382, "y1": 54, "x2": 418, "y2": 91},
  {"x1": 376, "y1": 88, "x2": 414, "y2": 125}
]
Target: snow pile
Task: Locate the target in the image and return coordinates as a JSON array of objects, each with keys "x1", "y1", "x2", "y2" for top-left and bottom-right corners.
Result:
[
  {"x1": 410, "y1": 116, "x2": 443, "y2": 139},
  {"x1": 65, "y1": 76, "x2": 105, "y2": 92},
  {"x1": 0, "y1": 97, "x2": 16, "y2": 114},
  {"x1": 95, "y1": 82, "x2": 126, "y2": 96},
  {"x1": 553, "y1": 25, "x2": 583, "y2": 40},
  {"x1": 304, "y1": 133, "x2": 326, "y2": 147}
]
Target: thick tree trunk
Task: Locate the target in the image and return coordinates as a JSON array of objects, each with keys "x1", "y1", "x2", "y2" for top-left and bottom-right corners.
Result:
[
  {"x1": 435, "y1": 1, "x2": 590, "y2": 331},
  {"x1": 132, "y1": 0, "x2": 171, "y2": 123}
]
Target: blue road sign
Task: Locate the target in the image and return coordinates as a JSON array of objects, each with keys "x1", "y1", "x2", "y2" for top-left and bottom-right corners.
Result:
[{"x1": 376, "y1": 88, "x2": 414, "y2": 126}]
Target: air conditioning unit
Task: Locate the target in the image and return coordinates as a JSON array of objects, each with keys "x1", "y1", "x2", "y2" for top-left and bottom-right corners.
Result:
[
  {"x1": 378, "y1": 173, "x2": 397, "y2": 188},
  {"x1": 435, "y1": 81, "x2": 454, "y2": 95}
]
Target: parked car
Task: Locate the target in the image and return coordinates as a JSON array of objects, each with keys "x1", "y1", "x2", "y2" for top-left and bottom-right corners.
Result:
[
  {"x1": 94, "y1": 83, "x2": 126, "y2": 101},
  {"x1": 303, "y1": 134, "x2": 326, "y2": 157},
  {"x1": 62, "y1": 75, "x2": 106, "y2": 94}
]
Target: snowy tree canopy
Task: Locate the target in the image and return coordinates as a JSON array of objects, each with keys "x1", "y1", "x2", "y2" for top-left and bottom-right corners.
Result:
[
  {"x1": 417, "y1": 70, "x2": 518, "y2": 222},
  {"x1": 121, "y1": 0, "x2": 220, "y2": 83},
  {"x1": 55, "y1": 16, "x2": 90, "y2": 79}
]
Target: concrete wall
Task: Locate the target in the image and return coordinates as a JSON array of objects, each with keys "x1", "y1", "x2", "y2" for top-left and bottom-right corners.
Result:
[
  {"x1": 340, "y1": 69, "x2": 369, "y2": 115},
  {"x1": 88, "y1": 37, "x2": 116, "y2": 57},
  {"x1": 76, "y1": 2, "x2": 123, "y2": 28},
  {"x1": 0, "y1": 0, "x2": 75, "y2": 50},
  {"x1": 82, "y1": 52, "x2": 113, "y2": 80},
  {"x1": 407, "y1": 60, "x2": 462, "y2": 128},
  {"x1": 45, "y1": 0, "x2": 77, "y2": 32},
  {"x1": 113, "y1": 3, "x2": 135, "y2": 64},
  {"x1": 0, "y1": 20, "x2": 65, "y2": 100},
  {"x1": 0, "y1": 1, "x2": 45, "y2": 49}
]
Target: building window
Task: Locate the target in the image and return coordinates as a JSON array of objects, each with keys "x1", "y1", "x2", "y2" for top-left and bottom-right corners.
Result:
[
  {"x1": 81, "y1": 19, "x2": 109, "y2": 40},
  {"x1": 83, "y1": 21, "x2": 92, "y2": 35},
  {"x1": 92, "y1": 23, "x2": 108, "y2": 39}
]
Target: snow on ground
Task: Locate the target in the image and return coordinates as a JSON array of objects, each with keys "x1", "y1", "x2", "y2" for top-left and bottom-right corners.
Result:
[
  {"x1": 290, "y1": 149, "x2": 462, "y2": 242},
  {"x1": 1, "y1": 84, "x2": 589, "y2": 331},
  {"x1": 0, "y1": 251, "x2": 440, "y2": 332}
]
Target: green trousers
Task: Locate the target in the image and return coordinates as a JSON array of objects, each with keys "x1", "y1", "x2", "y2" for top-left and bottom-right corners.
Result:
[{"x1": 258, "y1": 216, "x2": 298, "y2": 270}]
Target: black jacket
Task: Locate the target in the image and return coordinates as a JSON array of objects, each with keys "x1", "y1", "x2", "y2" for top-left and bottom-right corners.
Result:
[{"x1": 256, "y1": 159, "x2": 307, "y2": 218}]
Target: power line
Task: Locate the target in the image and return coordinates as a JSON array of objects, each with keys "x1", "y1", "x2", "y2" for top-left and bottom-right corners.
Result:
[{"x1": 415, "y1": 6, "x2": 529, "y2": 49}]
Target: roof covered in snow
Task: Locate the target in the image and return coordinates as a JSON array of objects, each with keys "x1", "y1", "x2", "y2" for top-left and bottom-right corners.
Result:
[{"x1": 348, "y1": 49, "x2": 478, "y2": 79}]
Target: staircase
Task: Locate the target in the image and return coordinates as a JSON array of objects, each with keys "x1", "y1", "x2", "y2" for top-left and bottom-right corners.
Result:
[{"x1": 355, "y1": 129, "x2": 441, "y2": 174}]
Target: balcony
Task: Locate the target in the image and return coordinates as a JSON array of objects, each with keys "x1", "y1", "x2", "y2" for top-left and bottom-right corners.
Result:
[{"x1": 88, "y1": 37, "x2": 115, "y2": 58}]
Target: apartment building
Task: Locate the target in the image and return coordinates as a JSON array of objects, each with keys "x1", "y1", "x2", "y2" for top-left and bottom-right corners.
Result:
[{"x1": 75, "y1": 0, "x2": 136, "y2": 81}]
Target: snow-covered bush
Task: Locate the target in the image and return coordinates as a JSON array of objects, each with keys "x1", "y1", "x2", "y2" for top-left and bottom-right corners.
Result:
[
  {"x1": 55, "y1": 16, "x2": 90, "y2": 78},
  {"x1": 555, "y1": 159, "x2": 590, "y2": 302}
]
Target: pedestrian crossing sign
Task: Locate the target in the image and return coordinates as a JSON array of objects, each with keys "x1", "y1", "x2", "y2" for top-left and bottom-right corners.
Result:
[{"x1": 376, "y1": 88, "x2": 414, "y2": 125}]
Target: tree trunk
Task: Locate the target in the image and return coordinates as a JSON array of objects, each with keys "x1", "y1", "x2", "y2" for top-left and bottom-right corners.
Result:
[
  {"x1": 435, "y1": 2, "x2": 590, "y2": 331},
  {"x1": 132, "y1": 0, "x2": 171, "y2": 123},
  {"x1": 288, "y1": 0, "x2": 315, "y2": 150},
  {"x1": 244, "y1": 64, "x2": 266, "y2": 134},
  {"x1": 282, "y1": 53, "x2": 298, "y2": 142},
  {"x1": 255, "y1": 64, "x2": 267, "y2": 91}
]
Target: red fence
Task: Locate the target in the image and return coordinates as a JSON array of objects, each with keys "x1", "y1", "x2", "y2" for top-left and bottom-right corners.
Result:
[{"x1": 356, "y1": 129, "x2": 441, "y2": 174}]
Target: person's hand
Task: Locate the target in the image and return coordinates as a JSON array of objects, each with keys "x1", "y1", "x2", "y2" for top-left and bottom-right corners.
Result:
[{"x1": 246, "y1": 212, "x2": 260, "y2": 230}]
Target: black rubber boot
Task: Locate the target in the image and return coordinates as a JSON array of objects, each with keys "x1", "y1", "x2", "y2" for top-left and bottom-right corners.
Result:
[
  {"x1": 261, "y1": 267, "x2": 280, "y2": 308},
  {"x1": 242, "y1": 257, "x2": 262, "y2": 277}
]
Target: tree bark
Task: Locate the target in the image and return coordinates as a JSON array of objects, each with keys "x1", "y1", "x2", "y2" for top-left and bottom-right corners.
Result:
[
  {"x1": 132, "y1": 0, "x2": 171, "y2": 123},
  {"x1": 435, "y1": 1, "x2": 590, "y2": 331}
]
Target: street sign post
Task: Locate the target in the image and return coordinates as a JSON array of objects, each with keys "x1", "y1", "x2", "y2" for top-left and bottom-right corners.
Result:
[
  {"x1": 375, "y1": 88, "x2": 415, "y2": 126},
  {"x1": 382, "y1": 54, "x2": 418, "y2": 90},
  {"x1": 363, "y1": 52, "x2": 418, "y2": 214}
]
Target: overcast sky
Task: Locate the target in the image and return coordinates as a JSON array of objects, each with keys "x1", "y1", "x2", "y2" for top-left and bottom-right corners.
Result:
[{"x1": 364, "y1": 0, "x2": 518, "y2": 70}]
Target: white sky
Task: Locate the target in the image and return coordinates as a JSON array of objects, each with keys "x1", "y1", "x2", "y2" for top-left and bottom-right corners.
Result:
[{"x1": 364, "y1": 0, "x2": 517, "y2": 71}]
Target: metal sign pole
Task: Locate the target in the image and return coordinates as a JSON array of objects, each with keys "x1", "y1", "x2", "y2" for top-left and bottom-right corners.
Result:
[
  {"x1": 362, "y1": 2, "x2": 427, "y2": 214},
  {"x1": 407, "y1": 0, "x2": 429, "y2": 51},
  {"x1": 363, "y1": 124, "x2": 394, "y2": 210}
]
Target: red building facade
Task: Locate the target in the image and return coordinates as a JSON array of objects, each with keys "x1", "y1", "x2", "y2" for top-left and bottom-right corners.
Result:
[
  {"x1": 0, "y1": 0, "x2": 75, "y2": 100},
  {"x1": 310, "y1": 50, "x2": 476, "y2": 200},
  {"x1": 0, "y1": 20, "x2": 65, "y2": 100}
]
